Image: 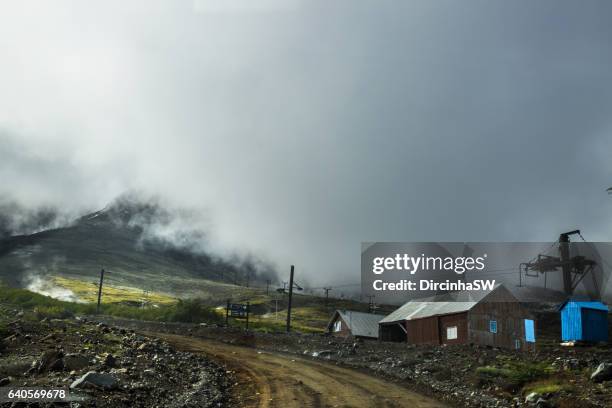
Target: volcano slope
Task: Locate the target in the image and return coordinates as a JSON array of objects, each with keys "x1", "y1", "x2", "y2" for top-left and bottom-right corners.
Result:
[{"x1": 0, "y1": 198, "x2": 272, "y2": 297}]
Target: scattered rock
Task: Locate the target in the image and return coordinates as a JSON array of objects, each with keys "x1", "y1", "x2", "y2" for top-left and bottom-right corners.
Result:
[
  {"x1": 36, "y1": 350, "x2": 64, "y2": 373},
  {"x1": 312, "y1": 350, "x2": 333, "y2": 358},
  {"x1": 64, "y1": 354, "x2": 90, "y2": 371},
  {"x1": 70, "y1": 371, "x2": 119, "y2": 390},
  {"x1": 48, "y1": 358, "x2": 65, "y2": 372},
  {"x1": 0, "y1": 378, "x2": 10, "y2": 386},
  {"x1": 137, "y1": 342, "x2": 152, "y2": 351},
  {"x1": 104, "y1": 353, "x2": 117, "y2": 368},
  {"x1": 591, "y1": 362, "x2": 612, "y2": 383}
]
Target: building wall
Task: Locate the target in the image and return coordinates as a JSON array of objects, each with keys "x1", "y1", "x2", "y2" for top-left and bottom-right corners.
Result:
[
  {"x1": 328, "y1": 314, "x2": 352, "y2": 337},
  {"x1": 379, "y1": 322, "x2": 408, "y2": 342},
  {"x1": 405, "y1": 312, "x2": 470, "y2": 345},
  {"x1": 581, "y1": 308, "x2": 608, "y2": 342},
  {"x1": 438, "y1": 313, "x2": 469, "y2": 345},
  {"x1": 468, "y1": 301, "x2": 535, "y2": 351},
  {"x1": 561, "y1": 303, "x2": 582, "y2": 341},
  {"x1": 406, "y1": 315, "x2": 440, "y2": 345}
]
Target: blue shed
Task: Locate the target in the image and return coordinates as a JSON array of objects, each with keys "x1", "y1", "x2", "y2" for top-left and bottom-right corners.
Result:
[{"x1": 559, "y1": 300, "x2": 609, "y2": 343}]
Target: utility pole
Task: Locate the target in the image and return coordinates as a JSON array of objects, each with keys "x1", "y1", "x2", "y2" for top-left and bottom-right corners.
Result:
[
  {"x1": 275, "y1": 299, "x2": 278, "y2": 320},
  {"x1": 266, "y1": 279, "x2": 271, "y2": 296},
  {"x1": 225, "y1": 299, "x2": 230, "y2": 327},
  {"x1": 323, "y1": 287, "x2": 332, "y2": 306},
  {"x1": 96, "y1": 268, "x2": 106, "y2": 314},
  {"x1": 246, "y1": 301, "x2": 250, "y2": 331},
  {"x1": 559, "y1": 232, "x2": 574, "y2": 295},
  {"x1": 286, "y1": 265, "x2": 294, "y2": 333},
  {"x1": 367, "y1": 295, "x2": 376, "y2": 313}
]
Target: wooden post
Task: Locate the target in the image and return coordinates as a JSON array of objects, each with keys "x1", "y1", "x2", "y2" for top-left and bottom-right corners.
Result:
[
  {"x1": 286, "y1": 265, "x2": 294, "y2": 333},
  {"x1": 246, "y1": 301, "x2": 250, "y2": 331},
  {"x1": 96, "y1": 269, "x2": 105, "y2": 314},
  {"x1": 226, "y1": 299, "x2": 230, "y2": 327}
]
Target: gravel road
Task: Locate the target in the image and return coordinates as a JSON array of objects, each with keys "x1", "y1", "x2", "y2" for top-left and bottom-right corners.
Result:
[{"x1": 157, "y1": 333, "x2": 447, "y2": 408}]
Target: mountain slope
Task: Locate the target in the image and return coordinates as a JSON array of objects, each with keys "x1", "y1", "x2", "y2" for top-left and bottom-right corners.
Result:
[{"x1": 0, "y1": 199, "x2": 275, "y2": 295}]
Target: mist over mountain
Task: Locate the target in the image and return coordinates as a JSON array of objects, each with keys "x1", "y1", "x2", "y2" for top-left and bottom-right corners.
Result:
[
  {"x1": 1, "y1": 2, "x2": 612, "y2": 289},
  {"x1": 0, "y1": 194, "x2": 278, "y2": 291},
  {"x1": 0, "y1": 201, "x2": 72, "y2": 240}
]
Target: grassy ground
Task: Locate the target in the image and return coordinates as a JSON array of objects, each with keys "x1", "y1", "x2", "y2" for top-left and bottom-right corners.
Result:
[
  {"x1": 53, "y1": 276, "x2": 177, "y2": 305},
  {"x1": 1, "y1": 274, "x2": 383, "y2": 333},
  {"x1": 0, "y1": 283, "x2": 220, "y2": 323}
]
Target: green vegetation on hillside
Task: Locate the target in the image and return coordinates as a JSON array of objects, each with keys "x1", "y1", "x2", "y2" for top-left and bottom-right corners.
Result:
[
  {"x1": 0, "y1": 283, "x2": 221, "y2": 324},
  {"x1": 53, "y1": 276, "x2": 177, "y2": 305},
  {"x1": 1, "y1": 275, "x2": 384, "y2": 333}
]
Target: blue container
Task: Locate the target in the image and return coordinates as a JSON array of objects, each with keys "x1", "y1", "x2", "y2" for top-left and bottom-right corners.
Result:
[{"x1": 559, "y1": 300, "x2": 609, "y2": 342}]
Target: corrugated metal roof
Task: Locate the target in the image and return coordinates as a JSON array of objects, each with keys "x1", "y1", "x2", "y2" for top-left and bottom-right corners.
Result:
[
  {"x1": 379, "y1": 300, "x2": 476, "y2": 324},
  {"x1": 380, "y1": 284, "x2": 515, "y2": 324},
  {"x1": 333, "y1": 310, "x2": 385, "y2": 338},
  {"x1": 560, "y1": 300, "x2": 609, "y2": 312}
]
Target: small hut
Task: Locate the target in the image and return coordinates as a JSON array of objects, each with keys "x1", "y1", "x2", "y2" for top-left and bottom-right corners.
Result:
[
  {"x1": 559, "y1": 300, "x2": 608, "y2": 343},
  {"x1": 326, "y1": 310, "x2": 384, "y2": 339}
]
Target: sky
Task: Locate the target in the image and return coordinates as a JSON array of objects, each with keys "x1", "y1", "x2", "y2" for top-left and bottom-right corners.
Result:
[{"x1": 1, "y1": 0, "x2": 612, "y2": 289}]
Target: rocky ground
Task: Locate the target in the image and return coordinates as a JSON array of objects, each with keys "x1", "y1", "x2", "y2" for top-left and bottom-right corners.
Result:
[
  {"x1": 96, "y1": 317, "x2": 612, "y2": 408},
  {"x1": 3, "y1": 308, "x2": 612, "y2": 408},
  {"x1": 0, "y1": 306, "x2": 230, "y2": 408}
]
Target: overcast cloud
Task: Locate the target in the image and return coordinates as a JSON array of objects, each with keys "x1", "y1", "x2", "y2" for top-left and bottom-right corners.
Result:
[{"x1": 1, "y1": 0, "x2": 611, "y2": 288}]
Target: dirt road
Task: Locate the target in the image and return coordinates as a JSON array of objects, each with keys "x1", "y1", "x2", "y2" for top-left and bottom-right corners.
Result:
[{"x1": 156, "y1": 333, "x2": 447, "y2": 408}]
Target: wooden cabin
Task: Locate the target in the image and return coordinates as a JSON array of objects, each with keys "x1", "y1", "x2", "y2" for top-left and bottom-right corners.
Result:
[
  {"x1": 379, "y1": 285, "x2": 536, "y2": 350},
  {"x1": 326, "y1": 310, "x2": 384, "y2": 339}
]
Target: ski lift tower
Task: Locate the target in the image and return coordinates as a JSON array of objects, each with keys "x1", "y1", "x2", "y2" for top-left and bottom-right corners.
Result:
[{"x1": 520, "y1": 230, "x2": 598, "y2": 297}]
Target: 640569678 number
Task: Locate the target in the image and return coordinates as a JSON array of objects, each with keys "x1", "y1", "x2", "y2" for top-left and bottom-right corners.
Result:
[{"x1": 1, "y1": 387, "x2": 69, "y2": 402}]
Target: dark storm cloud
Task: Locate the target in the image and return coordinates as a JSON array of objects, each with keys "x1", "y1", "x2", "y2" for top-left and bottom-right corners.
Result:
[{"x1": 0, "y1": 0, "x2": 611, "y2": 288}]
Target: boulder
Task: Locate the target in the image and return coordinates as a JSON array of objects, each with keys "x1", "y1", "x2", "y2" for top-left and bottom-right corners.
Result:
[
  {"x1": 103, "y1": 353, "x2": 117, "y2": 368},
  {"x1": 36, "y1": 350, "x2": 64, "y2": 372},
  {"x1": 536, "y1": 398, "x2": 551, "y2": 408},
  {"x1": 591, "y1": 362, "x2": 612, "y2": 383},
  {"x1": 64, "y1": 354, "x2": 90, "y2": 371},
  {"x1": 70, "y1": 371, "x2": 118, "y2": 390},
  {"x1": 525, "y1": 392, "x2": 541, "y2": 403},
  {"x1": 311, "y1": 350, "x2": 333, "y2": 358},
  {"x1": 48, "y1": 358, "x2": 65, "y2": 371}
]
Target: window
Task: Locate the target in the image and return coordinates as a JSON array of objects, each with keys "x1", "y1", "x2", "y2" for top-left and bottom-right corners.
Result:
[
  {"x1": 489, "y1": 320, "x2": 497, "y2": 333},
  {"x1": 333, "y1": 320, "x2": 342, "y2": 332},
  {"x1": 446, "y1": 326, "x2": 458, "y2": 340}
]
